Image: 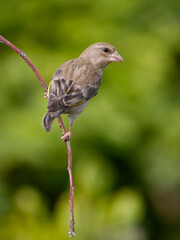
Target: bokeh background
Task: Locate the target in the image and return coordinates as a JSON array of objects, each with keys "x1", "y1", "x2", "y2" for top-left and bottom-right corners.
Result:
[{"x1": 0, "y1": 0, "x2": 180, "y2": 239}]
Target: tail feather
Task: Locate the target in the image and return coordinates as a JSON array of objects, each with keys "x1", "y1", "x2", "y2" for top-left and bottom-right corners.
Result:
[
  {"x1": 42, "y1": 113, "x2": 55, "y2": 132},
  {"x1": 42, "y1": 110, "x2": 63, "y2": 132}
]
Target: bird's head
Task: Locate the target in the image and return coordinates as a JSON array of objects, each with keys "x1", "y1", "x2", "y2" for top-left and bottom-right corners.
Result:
[{"x1": 79, "y1": 42, "x2": 123, "y2": 70}]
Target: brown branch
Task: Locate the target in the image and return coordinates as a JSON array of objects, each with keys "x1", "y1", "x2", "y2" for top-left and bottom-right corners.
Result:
[
  {"x1": 0, "y1": 35, "x2": 48, "y2": 92},
  {"x1": 0, "y1": 35, "x2": 75, "y2": 237},
  {"x1": 58, "y1": 117, "x2": 75, "y2": 237}
]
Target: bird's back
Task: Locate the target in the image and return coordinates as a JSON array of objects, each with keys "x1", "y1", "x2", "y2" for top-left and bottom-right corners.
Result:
[{"x1": 52, "y1": 58, "x2": 102, "y2": 87}]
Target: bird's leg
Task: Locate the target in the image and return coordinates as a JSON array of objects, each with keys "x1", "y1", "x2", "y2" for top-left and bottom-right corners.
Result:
[{"x1": 61, "y1": 126, "x2": 72, "y2": 142}]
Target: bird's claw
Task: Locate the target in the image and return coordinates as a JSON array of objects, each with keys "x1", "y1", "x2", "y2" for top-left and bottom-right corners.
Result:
[
  {"x1": 61, "y1": 132, "x2": 71, "y2": 142},
  {"x1": 44, "y1": 92, "x2": 48, "y2": 98}
]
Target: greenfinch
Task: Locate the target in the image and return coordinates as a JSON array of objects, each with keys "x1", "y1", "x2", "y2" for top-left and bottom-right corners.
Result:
[{"x1": 42, "y1": 43, "x2": 123, "y2": 141}]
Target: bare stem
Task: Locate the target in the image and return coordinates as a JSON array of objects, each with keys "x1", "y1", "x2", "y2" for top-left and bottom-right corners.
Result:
[
  {"x1": 0, "y1": 35, "x2": 75, "y2": 237},
  {"x1": 58, "y1": 117, "x2": 75, "y2": 237},
  {"x1": 67, "y1": 141, "x2": 75, "y2": 237},
  {"x1": 0, "y1": 35, "x2": 48, "y2": 92}
]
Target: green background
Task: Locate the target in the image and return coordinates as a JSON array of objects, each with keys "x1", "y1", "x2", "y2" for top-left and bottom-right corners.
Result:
[{"x1": 0, "y1": 0, "x2": 180, "y2": 239}]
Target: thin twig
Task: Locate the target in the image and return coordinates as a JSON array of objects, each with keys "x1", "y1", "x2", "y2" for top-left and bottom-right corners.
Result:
[
  {"x1": 58, "y1": 117, "x2": 75, "y2": 237},
  {"x1": 0, "y1": 35, "x2": 48, "y2": 92},
  {"x1": 0, "y1": 35, "x2": 75, "y2": 237}
]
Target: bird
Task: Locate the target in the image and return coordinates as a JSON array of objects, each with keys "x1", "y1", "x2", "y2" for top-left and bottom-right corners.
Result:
[{"x1": 42, "y1": 42, "x2": 123, "y2": 141}]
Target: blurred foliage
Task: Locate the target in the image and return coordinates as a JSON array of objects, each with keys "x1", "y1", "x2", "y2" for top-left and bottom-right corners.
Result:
[{"x1": 0, "y1": 0, "x2": 180, "y2": 239}]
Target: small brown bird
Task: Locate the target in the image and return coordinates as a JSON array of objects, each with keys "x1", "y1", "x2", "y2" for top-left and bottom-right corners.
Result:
[{"x1": 42, "y1": 43, "x2": 123, "y2": 141}]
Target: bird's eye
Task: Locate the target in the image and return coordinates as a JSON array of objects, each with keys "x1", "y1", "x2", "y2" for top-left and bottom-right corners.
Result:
[{"x1": 103, "y1": 48, "x2": 109, "y2": 52}]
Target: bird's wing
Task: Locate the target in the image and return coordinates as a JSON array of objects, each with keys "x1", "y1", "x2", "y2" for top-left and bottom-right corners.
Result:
[{"x1": 47, "y1": 78, "x2": 99, "y2": 112}]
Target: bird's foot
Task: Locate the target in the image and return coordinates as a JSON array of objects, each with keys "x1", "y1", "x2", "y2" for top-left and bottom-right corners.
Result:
[
  {"x1": 44, "y1": 92, "x2": 48, "y2": 98},
  {"x1": 61, "y1": 132, "x2": 71, "y2": 142}
]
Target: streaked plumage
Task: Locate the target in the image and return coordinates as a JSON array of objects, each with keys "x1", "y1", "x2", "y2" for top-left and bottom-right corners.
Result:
[{"x1": 42, "y1": 42, "x2": 123, "y2": 141}]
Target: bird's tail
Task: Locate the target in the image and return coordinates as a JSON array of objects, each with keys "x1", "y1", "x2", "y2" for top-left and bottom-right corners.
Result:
[
  {"x1": 42, "y1": 110, "x2": 62, "y2": 132},
  {"x1": 42, "y1": 113, "x2": 55, "y2": 132},
  {"x1": 42, "y1": 109, "x2": 63, "y2": 132}
]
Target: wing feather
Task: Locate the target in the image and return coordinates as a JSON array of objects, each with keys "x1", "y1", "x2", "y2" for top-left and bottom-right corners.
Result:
[{"x1": 47, "y1": 78, "x2": 98, "y2": 112}]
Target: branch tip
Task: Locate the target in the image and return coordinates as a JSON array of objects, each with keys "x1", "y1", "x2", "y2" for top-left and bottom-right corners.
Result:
[{"x1": 69, "y1": 229, "x2": 76, "y2": 238}]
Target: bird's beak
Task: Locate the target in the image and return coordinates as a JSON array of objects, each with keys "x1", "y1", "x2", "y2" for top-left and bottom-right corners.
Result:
[{"x1": 109, "y1": 51, "x2": 124, "y2": 62}]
